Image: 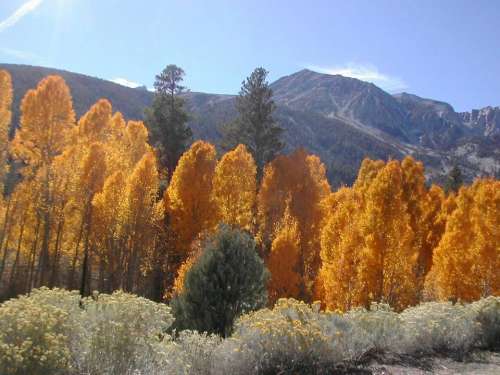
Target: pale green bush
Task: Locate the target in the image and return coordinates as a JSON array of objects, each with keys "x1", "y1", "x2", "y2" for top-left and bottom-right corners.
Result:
[
  {"x1": 161, "y1": 330, "x2": 221, "y2": 374},
  {"x1": 319, "y1": 311, "x2": 372, "y2": 362},
  {"x1": 0, "y1": 288, "x2": 81, "y2": 375},
  {"x1": 213, "y1": 299, "x2": 371, "y2": 374},
  {"x1": 399, "y1": 301, "x2": 480, "y2": 357},
  {"x1": 1, "y1": 289, "x2": 498, "y2": 374},
  {"x1": 76, "y1": 290, "x2": 174, "y2": 375},
  {"x1": 470, "y1": 296, "x2": 500, "y2": 349},
  {"x1": 346, "y1": 303, "x2": 405, "y2": 354},
  {"x1": 0, "y1": 288, "x2": 175, "y2": 375}
]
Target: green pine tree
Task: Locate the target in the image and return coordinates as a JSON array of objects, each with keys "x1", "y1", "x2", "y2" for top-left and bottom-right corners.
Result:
[
  {"x1": 444, "y1": 164, "x2": 463, "y2": 193},
  {"x1": 145, "y1": 64, "x2": 192, "y2": 180},
  {"x1": 221, "y1": 67, "x2": 283, "y2": 179},
  {"x1": 171, "y1": 225, "x2": 269, "y2": 337}
]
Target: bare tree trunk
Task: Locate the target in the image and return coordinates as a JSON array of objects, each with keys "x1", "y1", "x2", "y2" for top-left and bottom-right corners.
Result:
[
  {"x1": 36, "y1": 208, "x2": 51, "y2": 287},
  {"x1": 125, "y1": 237, "x2": 138, "y2": 293},
  {"x1": 49, "y1": 219, "x2": 64, "y2": 287},
  {"x1": 8, "y1": 216, "x2": 26, "y2": 292},
  {"x1": 0, "y1": 195, "x2": 12, "y2": 251},
  {"x1": 69, "y1": 216, "x2": 85, "y2": 289},
  {"x1": 98, "y1": 255, "x2": 105, "y2": 292},
  {"x1": 27, "y1": 218, "x2": 41, "y2": 292},
  {"x1": 80, "y1": 201, "x2": 94, "y2": 297}
]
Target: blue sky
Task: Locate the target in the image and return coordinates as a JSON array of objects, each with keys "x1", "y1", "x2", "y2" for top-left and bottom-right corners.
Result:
[{"x1": 0, "y1": 0, "x2": 499, "y2": 111}]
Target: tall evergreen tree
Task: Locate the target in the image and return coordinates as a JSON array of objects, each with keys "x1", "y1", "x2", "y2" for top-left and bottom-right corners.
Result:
[
  {"x1": 171, "y1": 225, "x2": 269, "y2": 337},
  {"x1": 145, "y1": 65, "x2": 192, "y2": 180},
  {"x1": 444, "y1": 164, "x2": 463, "y2": 193},
  {"x1": 222, "y1": 67, "x2": 283, "y2": 178}
]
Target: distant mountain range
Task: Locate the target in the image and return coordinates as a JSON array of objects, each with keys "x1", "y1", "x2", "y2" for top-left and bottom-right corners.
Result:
[{"x1": 1, "y1": 63, "x2": 499, "y2": 186}]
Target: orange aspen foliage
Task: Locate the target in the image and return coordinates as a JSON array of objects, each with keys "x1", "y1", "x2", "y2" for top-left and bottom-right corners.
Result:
[
  {"x1": 1, "y1": 178, "x2": 40, "y2": 290},
  {"x1": 124, "y1": 151, "x2": 162, "y2": 291},
  {"x1": 76, "y1": 98, "x2": 113, "y2": 144},
  {"x1": 428, "y1": 179, "x2": 500, "y2": 301},
  {"x1": 11, "y1": 75, "x2": 75, "y2": 170},
  {"x1": 166, "y1": 141, "x2": 217, "y2": 255},
  {"x1": 212, "y1": 144, "x2": 257, "y2": 231},
  {"x1": 472, "y1": 179, "x2": 500, "y2": 296},
  {"x1": 125, "y1": 120, "x2": 152, "y2": 167},
  {"x1": 10, "y1": 75, "x2": 75, "y2": 286},
  {"x1": 92, "y1": 171, "x2": 127, "y2": 290},
  {"x1": 79, "y1": 142, "x2": 107, "y2": 294},
  {"x1": 318, "y1": 187, "x2": 364, "y2": 311},
  {"x1": 400, "y1": 157, "x2": 427, "y2": 255},
  {"x1": 171, "y1": 252, "x2": 200, "y2": 298},
  {"x1": 353, "y1": 158, "x2": 385, "y2": 192},
  {"x1": 80, "y1": 143, "x2": 107, "y2": 199},
  {"x1": 357, "y1": 160, "x2": 417, "y2": 310},
  {"x1": 419, "y1": 184, "x2": 445, "y2": 273},
  {"x1": 0, "y1": 70, "x2": 12, "y2": 192},
  {"x1": 257, "y1": 149, "x2": 330, "y2": 295},
  {"x1": 267, "y1": 204, "x2": 302, "y2": 304}
]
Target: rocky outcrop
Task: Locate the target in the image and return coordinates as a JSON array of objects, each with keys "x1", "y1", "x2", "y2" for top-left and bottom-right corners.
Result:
[
  {"x1": 394, "y1": 92, "x2": 471, "y2": 149},
  {"x1": 460, "y1": 106, "x2": 500, "y2": 138}
]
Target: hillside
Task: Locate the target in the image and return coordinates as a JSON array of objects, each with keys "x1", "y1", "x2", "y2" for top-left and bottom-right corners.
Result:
[{"x1": 1, "y1": 63, "x2": 498, "y2": 186}]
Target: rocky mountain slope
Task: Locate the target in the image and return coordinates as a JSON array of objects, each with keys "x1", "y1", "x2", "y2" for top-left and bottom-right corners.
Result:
[
  {"x1": 1, "y1": 63, "x2": 498, "y2": 186},
  {"x1": 460, "y1": 106, "x2": 500, "y2": 138}
]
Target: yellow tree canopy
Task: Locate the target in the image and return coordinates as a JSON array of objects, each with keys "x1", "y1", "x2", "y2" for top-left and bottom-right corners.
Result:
[
  {"x1": 357, "y1": 160, "x2": 417, "y2": 310},
  {"x1": 258, "y1": 148, "x2": 330, "y2": 295},
  {"x1": 428, "y1": 179, "x2": 500, "y2": 301},
  {"x1": 318, "y1": 187, "x2": 364, "y2": 311},
  {"x1": 80, "y1": 143, "x2": 107, "y2": 200},
  {"x1": 212, "y1": 144, "x2": 257, "y2": 231},
  {"x1": 353, "y1": 158, "x2": 385, "y2": 192},
  {"x1": 76, "y1": 98, "x2": 112, "y2": 145},
  {"x1": 267, "y1": 204, "x2": 302, "y2": 304},
  {"x1": 166, "y1": 140, "x2": 217, "y2": 255},
  {"x1": 11, "y1": 75, "x2": 75, "y2": 170}
]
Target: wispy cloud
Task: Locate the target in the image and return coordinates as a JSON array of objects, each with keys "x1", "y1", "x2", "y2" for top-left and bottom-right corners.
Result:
[
  {"x1": 308, "y1": 63, "x2": 408, "y2": 92},
  {"x1": 0, "y1": 0, "x2": 44, "y2": 33},
  {"x1": 111, "y1": 77, "x2": 143, "y2": 89}
]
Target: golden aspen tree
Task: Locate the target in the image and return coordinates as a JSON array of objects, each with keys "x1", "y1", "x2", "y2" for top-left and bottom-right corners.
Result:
[
  {"x1": 400, "y1": 157, "x2": 426, "y2": 257},
  {"x1": 166, "y1": 141, "x2": 217, "y2": 256},
  {"x1": 76, "y1": 98, "x2": 113, "y2": 144},
  {"x1": 0, "y1": 70, "x2": 12, "y2": 193},
  {"x1": 10, "y1": 75, "x2": 75, "y2": 286},
  {"x1": 46, "y1": 147, "x2": 81, "y2": 287},
  {"x1": 124, "y1": 151, "x2": 161, "y2": 292},
  {"x1": 422, "y1": 189, "x2": 457, "y2": 300},
  {"x1": 125, "y1": 120, "x2": 152, "y2": 167},
  {"x1": 318, "y1": 187, "x2": 364, "y2": 311},
  {"x1": 400, "y1": 156, "x2": 443, "y2": 301},
  {"x1": 357, "y1": 160, "x2": 416, "y2": 310},
  {"x1": 3, "y1": 179, "x2": 39, "y2": 295},
  {"x1": 257, "y1": 148, "x2": 330, "y2": 299},
  {"x1": 429, "y1": 179, "x2": 499, "y2": 301},
  {"x1": 92, "y1": 171, "x2": 127, "y2": 291},
  {"x1": 419, "y1": 184, "x2": 445, "y2": 273},
  {"x1": 267, "y1": 203, "x2": 301, "y2": 304},
  {"x1": 353, "y1": 158, "x2": 386, "y2": 192},
  {"x1": 79, "y1": 142, "x2": 107, "y2": 295},
  {"x1": 106, "y1": 112, "x2": 129, "y2": 174},
  {"x1": 212, "y1": 144, "x2": 257, "y2": 231},
  {"x1": 472, "y1": 179, "x2": 500, "y2": 296},
  {"x1": 109, "y1": 111, "x2": 126, "y2": 144}
]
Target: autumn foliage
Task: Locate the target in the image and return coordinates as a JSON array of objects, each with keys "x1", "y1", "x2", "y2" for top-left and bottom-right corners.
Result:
[{"x1": 0, "y1": 71, "x2": 498, "y2": 312}]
